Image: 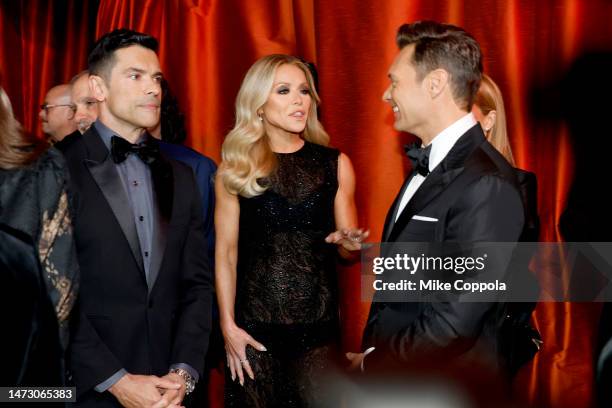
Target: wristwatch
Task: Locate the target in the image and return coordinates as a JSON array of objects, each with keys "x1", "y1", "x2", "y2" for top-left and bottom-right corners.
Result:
[{"x1": 169, "y1": 368, "x2": 196, "y2": 395}]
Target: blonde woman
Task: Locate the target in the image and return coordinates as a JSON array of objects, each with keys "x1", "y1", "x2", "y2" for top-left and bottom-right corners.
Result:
[
  {"x1": 473, "y1": 74, "x2": 539, "y2": 241},
  {"x1": 215, "y1": 54, "x2": 367, "y2": 406}
]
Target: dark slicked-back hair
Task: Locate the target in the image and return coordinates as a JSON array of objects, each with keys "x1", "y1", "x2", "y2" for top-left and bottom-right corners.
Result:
[
  {"x1": 396, "y1": 21, "x2": 482, "y2": 111},
  {"x1": 88, "y1": 29, "x2": 158, "y2": 80}
]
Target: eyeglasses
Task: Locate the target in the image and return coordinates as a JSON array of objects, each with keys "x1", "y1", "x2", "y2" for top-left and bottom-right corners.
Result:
[{"x1": 40, "y1": 103, "x2": 76, "y2": 114}]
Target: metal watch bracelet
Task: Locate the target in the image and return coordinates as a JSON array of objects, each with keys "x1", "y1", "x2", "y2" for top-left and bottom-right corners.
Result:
[{"x1": 169, "y1": 368, "x2": 195, "y2": 395}]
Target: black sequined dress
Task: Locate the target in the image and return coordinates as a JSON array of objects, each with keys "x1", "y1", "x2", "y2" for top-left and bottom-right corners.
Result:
[{"x1": 226, "y1": 141, "x2": 341, "y2": 407}]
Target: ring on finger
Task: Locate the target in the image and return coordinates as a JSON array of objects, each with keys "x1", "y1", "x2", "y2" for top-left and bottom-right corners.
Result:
[{"x1": 239, "y1": 359, "x2": 248, "y2": 364}]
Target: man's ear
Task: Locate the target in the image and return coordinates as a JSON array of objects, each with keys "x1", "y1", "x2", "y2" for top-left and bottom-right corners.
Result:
[
  {"x1": 426, "y1": 69, "x2": 449, "y2": 99},
  {"x1": 89, "y1": 75, "x2": 107, "y2": 102}
]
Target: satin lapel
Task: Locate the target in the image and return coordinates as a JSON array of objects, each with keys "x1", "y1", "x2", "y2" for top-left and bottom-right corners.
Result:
[
  {"x1": 388, "y1": 167, "x2": 464, "y2": 243},
  {"x1": 383, "y1": 173, "x2": 415, "y2": 242},
  {"x1": 387, "y1": 123, "x2": 486, "y2": 243},
  {"x1": 82, "y1": 129, "x2": 145, "y2": 274},
  {"x1": 148, "y1": 153, "x2": 173, "y2": 293}
]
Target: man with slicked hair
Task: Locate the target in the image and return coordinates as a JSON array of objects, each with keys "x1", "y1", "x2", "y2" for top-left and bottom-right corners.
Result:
[
  {"x1": 57, "y1": 29, "x2": 212, "y2": 407},
  {"x1": 348, "y1": 21, "x2": 524, "y2": 375}
]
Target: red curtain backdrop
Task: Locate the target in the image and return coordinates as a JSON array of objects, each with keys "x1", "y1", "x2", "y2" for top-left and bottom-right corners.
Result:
[
  {"x1": 0, "y1": 0, "x2": 97, "y2": 137},
  {"x1": 3, "y1": 1, "x2": 612, "y2": 407}
]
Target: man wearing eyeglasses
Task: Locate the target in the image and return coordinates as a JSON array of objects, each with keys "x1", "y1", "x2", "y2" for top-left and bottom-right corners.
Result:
[{"x1": 39, "y1": 83, "x2": 77, "y2": 143}]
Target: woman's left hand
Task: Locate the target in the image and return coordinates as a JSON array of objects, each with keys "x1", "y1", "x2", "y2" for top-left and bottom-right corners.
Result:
[{"x1": 325, "y1": 228, "x2": 370, "y2": 252}]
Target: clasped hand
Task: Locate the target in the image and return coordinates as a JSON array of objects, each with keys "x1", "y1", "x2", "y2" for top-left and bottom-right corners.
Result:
[{"x1": 109, "y1": 372, "x2": 185, "y2": 408}]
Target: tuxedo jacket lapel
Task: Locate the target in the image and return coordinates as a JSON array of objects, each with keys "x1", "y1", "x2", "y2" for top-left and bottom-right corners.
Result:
[
  {"x1": 382, "y1": 173, "x2": 414, "y2": 242},
  {"x1": 386, "y1": 124, "x2": 486, "y2": 243},
  {"x1": 388, "y1": 167, "x2": 463, "y2": 242},
  {"x1": 148, "y1": 154, "x2": 174, "y2": 293},
  {"x1": 82, "y1": 129, "x2": 145, "y2": 275}
]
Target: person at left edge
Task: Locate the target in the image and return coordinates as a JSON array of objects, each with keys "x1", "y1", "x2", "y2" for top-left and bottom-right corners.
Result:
[
  {"x1": 1, "y1": 85, "x2": 78, "y2": 390},
  {"x1": 56, "y1": 29, "x2": 212, "y2": 408}
]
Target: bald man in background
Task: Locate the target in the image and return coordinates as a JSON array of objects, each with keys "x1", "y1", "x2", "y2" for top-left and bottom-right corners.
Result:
[
  {"x1": 70, "y1": 71, "x2": 99, "y2": 134},
  {"x1": 39, "y1": 84, "x2": 77, "y2": 143}
]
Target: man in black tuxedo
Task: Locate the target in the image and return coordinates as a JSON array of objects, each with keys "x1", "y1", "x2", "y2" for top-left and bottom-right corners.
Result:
[
  {"x1": 57, "y1": 29, "x2": 212, "y2": 407},
  {"x1": 347, "y1": 21, "x2": 524, "y2": 374}
]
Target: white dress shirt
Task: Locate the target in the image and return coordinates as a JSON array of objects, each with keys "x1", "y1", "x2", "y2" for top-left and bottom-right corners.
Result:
[{"x1": 395, "y1": 113, "x2": 477, "y2": 222}]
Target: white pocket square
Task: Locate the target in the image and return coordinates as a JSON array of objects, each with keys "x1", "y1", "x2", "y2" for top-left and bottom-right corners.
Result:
[{"x1": 412, "y1": 215, "x2": 438, "y2": 222}]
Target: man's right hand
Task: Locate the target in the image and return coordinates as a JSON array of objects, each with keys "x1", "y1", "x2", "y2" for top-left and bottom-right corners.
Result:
[
  {"x1": 346, "y1": 352, "x2": 365, "y2": 371},
  {"x1": 346, "y1": 347, "x2": 376, "y2": 372},
  {"x1": 108, "y1": 373, "x2": 183, "y2": 408}
]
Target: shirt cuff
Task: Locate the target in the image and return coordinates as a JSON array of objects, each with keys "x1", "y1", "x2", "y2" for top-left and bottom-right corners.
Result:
[
  {"x1": 94, "y1": 369, "x2": 127, "y2": 393},
  {"x1": 361, "y1": 347, "x2": 376, "y2": 372},
  {"x1": 170, "y1": 363, "x2": 199, "y2": 382}
]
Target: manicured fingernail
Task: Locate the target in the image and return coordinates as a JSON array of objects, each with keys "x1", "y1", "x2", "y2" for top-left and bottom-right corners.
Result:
[{"x1": 260, "y1": 346, "x2": 267, "y2": 351}]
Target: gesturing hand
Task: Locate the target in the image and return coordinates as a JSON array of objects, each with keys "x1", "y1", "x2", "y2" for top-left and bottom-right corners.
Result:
[
  {"x1": 325, "y1": 228, "x2": 370, "y2": 252},
  {"x1": 222, "y1": 321, "x2": 267, "y2": 386}
]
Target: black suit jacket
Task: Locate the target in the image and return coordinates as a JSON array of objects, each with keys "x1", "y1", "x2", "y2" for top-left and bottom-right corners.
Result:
[
  {"x1": 57, "y1": 128, "x2": 212, "y2": 406},
  {"x1": 363, "y1": 124, "x2": 524, "y2": 372}
]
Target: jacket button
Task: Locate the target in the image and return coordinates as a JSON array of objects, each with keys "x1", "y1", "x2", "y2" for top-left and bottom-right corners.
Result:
[{"x1": 148, "y1": 299, "x2": 154, "y2": 308}]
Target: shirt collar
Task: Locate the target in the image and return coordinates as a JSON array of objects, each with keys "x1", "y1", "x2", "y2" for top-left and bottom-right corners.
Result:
[
  {"x1": 93, "y1": 120, "x2": 149, "y2": 151},
  {"x1": 426, "y1": 112, "x2": 477, "y2": 172}
]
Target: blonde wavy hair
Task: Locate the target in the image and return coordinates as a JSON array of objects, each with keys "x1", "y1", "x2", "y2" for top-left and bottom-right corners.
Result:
[
  {"x1": 220, "y1": 54, "x2": 329, "y2": 198},
  {"x1": 475, "y1": 74, "x2": 515, "y2": 166}
]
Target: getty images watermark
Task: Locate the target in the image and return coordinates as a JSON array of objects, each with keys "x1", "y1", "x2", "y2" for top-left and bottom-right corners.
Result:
[
  {"x1": 371, "y1": 252, "x2": 502, "y2": 293},
  {"x1": 361, "y1": 242, "x2": 612, "y2": 302}
]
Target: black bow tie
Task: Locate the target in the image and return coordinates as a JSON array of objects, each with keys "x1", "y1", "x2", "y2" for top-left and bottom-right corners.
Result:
[
  {"x1": 404, "y1": 142, "x2": 432, "y2": 177},
  {"x1": 111, "y1": 136, "x2": 160, "y2": 165}
]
